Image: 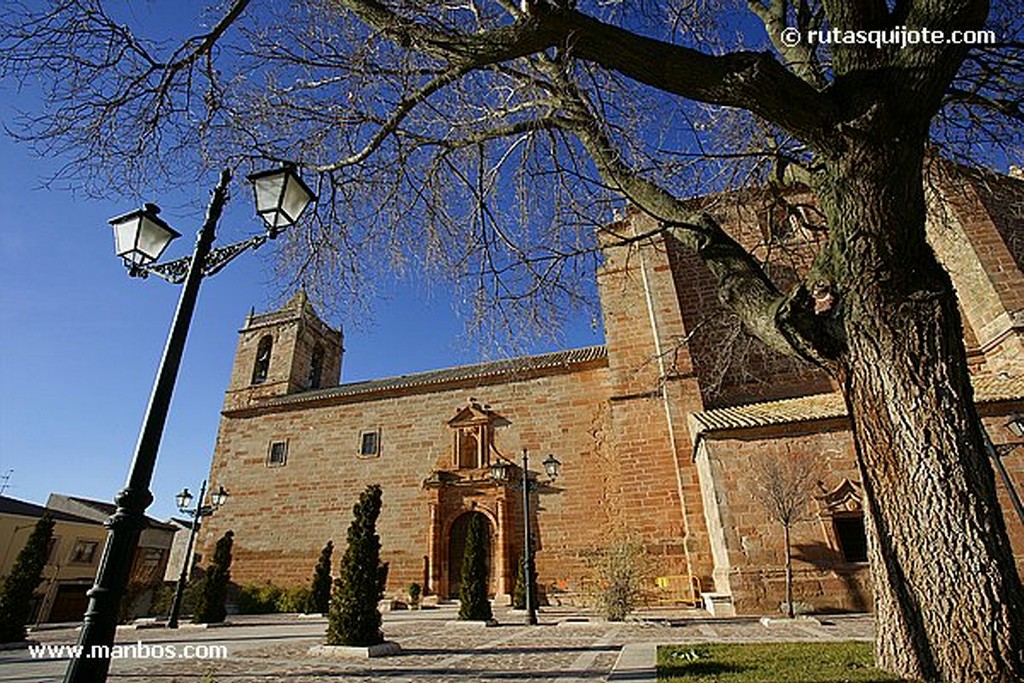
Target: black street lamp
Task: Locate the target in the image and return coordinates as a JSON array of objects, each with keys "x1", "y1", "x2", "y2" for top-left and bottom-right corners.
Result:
[
  {"x1": 983, "y1": 416, "x2": 1024, "y2": 525},
  {"x1": 64, "y1": 165, "x2": 315, "y2": 683},
  {"x1": 166, "y1": 480, "x2": 228, "y2": 628},
  {"x1": 490, "y1": 449, "x2": 561, "y2": 625}
]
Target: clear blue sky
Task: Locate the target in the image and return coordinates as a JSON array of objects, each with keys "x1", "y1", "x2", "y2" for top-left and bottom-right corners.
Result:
[
  {"x1": 0, "y1": 0, "x2": 605, "y2": 520},
  {"x1": 0, "y1": 129, "x2": 602, "y2": 521}
]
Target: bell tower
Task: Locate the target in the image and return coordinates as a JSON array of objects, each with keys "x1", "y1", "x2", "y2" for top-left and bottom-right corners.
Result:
[{"x1": 223, "y1": 290, "x2": 343, "y2": 411}]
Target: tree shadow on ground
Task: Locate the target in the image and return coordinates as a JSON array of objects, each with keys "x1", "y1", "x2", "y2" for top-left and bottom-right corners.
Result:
[{"x1": 659, "y1": 660, "x2": 750, "y2": 678}]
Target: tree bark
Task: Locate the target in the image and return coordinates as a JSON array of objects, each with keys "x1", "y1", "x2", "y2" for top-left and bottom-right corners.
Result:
[{"x1": 815, "y1": 138, "x2": 1024, "y2": 682}]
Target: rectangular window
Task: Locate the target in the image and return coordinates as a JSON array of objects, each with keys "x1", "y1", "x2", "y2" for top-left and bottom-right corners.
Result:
[
  {"x1": 46, "y1": 537, "x2": 60, "y2": 564},
  {"x1": 268, "y1": 440, "x2": 288, "y2": 466},
  {"x1": 834, "y1": 515, "x2": 868, "y2": 563},
  {"x1": 140, "y1": 548, "x2": 164, "y2": 567},
  {"x1": 70, "y1": 540, "x2": 100, "y2": 564},
  {"x1": 359, "y1": 430, "x2": 381, "y2": 457}
]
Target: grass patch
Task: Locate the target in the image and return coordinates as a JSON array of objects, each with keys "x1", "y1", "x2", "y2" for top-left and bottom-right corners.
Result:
[{"x1": 658, "y1": 642, "x2": 904, "y2": 682}]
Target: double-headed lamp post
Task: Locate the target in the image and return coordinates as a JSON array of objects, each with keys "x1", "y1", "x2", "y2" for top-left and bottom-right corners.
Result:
[
  {"x1": 64, "y1": 165, "x2": 315, "y2": 683},
  {"x1": 166, "y1": 481, "x2": 228, "y2": 628},
  {"x1": 490, "y1": 449, "x2": 561, "y2": 625},
  {"x1": 984, "y1": 416, "x2": 1024, "y2": 525}
]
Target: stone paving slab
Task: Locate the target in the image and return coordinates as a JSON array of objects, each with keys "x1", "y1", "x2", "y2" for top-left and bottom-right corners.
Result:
[{"x1": 1, "y1": 608, "x2": 875, "y2": 682}]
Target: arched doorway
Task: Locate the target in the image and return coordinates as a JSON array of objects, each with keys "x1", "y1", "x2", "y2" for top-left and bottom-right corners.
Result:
[{"x1": 447, "y1": 511, "x2": 492, "y2": 598}]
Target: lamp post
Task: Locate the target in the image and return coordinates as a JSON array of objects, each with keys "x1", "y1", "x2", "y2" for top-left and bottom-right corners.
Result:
[
  {"x1": 64, "y1": 165, "x2": 315, "y2": 683},
  {"x1": 983, "y1": 416, "x2": 1024, "y2": 525},
  {"x1": 490, "y1": 449, "x2": 561, "y2": 625},
  {"x1": 166, "y1": 481, "x2": 228, "y2": 628}
]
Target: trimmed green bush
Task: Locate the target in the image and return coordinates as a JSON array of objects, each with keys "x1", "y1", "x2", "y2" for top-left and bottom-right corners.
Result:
[
  {"x1": 151, "y1": 579, "x2": 202, "y2": 618},
  {"x1": 306, "y1": 540, "x2": 333, "y2": 614},
  {"x1": 327, "y1": 485, "x2": 389, "y2": 646},
  {"x1": 511, "y1": 552, "x2": 538, "y2": 611},
  {"x1": 235, "y1": 583, "x2": 310, "y2": 614},
  {"x1": 193, "y1": 530, "x2": 233, "y2": 624},
  {"x1": 458, "y1": 514, "x2": 492, "y2": 621},
  {"x1": 0, "y1": 515, "x2": 55, "y2": 642},
  {"x1": 280, "y1": 586, "x2": 311, "y2": 613},
  {"x1": 408, "y1": 582, "x2": 421, "y2": 608},
  {"x1": 236, "y1": 583, "x2": 283, "y2": 614}
]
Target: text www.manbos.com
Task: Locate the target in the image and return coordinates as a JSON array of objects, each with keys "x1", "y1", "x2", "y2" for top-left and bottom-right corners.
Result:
[{"x1": 28, "y1": 642, "x2": 229, "y2": 660}]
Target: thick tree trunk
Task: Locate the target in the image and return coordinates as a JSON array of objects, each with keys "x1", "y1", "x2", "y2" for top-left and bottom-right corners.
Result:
[{"x1": 815, "y1": 140, "x2": 1024, "y2": 682}]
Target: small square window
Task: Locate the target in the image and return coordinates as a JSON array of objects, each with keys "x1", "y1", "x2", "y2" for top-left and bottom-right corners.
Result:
[
  {"x1": 268, "y1": 440, "x2": 288, "y2": 466},
  {"x1": 359, "y1": 430, "x2": 381, "y2": 457},
  {"x1": 71, "y1": 540, "x2": 100, "y2": 564}
]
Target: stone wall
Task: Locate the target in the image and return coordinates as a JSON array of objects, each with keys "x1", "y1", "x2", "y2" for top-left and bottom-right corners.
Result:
[
  {"x1": 200, "y1": 357, "x2": 701, "y2": 599},
  {"x1": 197, "y1": 170, "x2": 1023, "y2": 614}
]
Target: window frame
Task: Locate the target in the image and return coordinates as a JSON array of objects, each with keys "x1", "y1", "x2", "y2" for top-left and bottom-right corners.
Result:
[
  {"x1": 70, "y1": 539, "x2": 100, "y2": 565},
  {"x1": 358, "y1": 429, "x2": 381, "y2": 458},
  {"x1": 307, "y1": 343, "x2": 325, "y2": 390},
  {"x1": 251, "y1": 334, "x2": 274, "y2": 385},
  {"x1": 267, "y1": 439, "x2": 289, "y2": 467}
]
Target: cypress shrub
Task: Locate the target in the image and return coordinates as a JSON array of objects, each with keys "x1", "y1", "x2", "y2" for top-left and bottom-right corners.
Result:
[
  {"x1": 306, "y1": 540, "x2": 333, "y2": 614},
  {"x1": 458, "y1": 515, "x2": 492, "y2": 621},
  {"x1": 327, "y1": 485, "x2": 389, "y2": 646},
  {"x1": 407, "y1": 582, "x2": 421, "y2": 608},
  {"x1": 193, "y1": 530, "x2": 233, "y2": 624},
  {"x1": 0, "y1": 515, "x2": 55, "y2": 642},
  {"x1": 511, "y1": 552, "x2": 538, "y2": 611}
]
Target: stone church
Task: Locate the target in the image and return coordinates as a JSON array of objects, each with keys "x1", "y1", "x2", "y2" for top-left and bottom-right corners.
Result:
[{"x1": 198, "y1": 167, "x2": 1024, "y2": 615}]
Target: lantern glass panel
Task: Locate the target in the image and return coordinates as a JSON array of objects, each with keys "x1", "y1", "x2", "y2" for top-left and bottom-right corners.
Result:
[
  {"x1": 252, "y1": 173, "x2": 285, "y2": 228},
  {"x1": 279, "y1": 175, "x2": 315, "y2": 225},
  {"x1": 543, "y1": 454, "x2": 561, "y2": 479},
  {"x1": 211, "y1": 486, "x2": 229, "y2": 508},
  {"x1": 112, "y1": 215, "x2": 139, "y2": 259},
  {"x1": 175, "y1": 488, "x2": 193, "y2": 511},
  {"x1": 109, "y1": 208, "x2": 178, "y2": 265},
  {"x1": 135, "y1": 214, "x2": 178, "y2": 262},
  {"x1": 250, "y1": 166, "x2": 315, "y2": 231}
]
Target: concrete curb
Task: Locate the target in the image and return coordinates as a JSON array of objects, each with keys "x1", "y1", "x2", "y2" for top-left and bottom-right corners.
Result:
[
  {"x1": 309, "y1": 641, "x2": 402, "y2": 658},
  {"x1": 443, "y1": 619, "x2": 500, "y2": 627},
  {"x1": 608, "y1": 642, "x2": 657, "y2": 682}
]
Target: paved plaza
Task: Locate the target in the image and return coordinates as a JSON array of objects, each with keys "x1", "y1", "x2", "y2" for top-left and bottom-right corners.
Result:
[{"x1": 1, "y1": 605, "x2": 874, "y2": 682}]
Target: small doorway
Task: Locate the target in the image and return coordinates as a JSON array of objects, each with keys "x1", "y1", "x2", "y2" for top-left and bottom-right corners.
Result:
[
  {"x1": 447, "y1": 511, "x2": 492, "y2": 598},
  {"x1": 47, "y1": 583, "x2": 90, "y2": 623}
]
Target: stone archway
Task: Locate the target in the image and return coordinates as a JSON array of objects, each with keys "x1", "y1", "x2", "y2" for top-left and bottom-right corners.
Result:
[{"x1": 447, "y1": 511, "x2": 493, "y2": 599}]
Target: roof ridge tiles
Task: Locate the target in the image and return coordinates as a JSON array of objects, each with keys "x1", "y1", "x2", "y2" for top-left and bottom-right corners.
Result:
[{"x1": 259, "y1": 345, "x2": 608, "y2": 408}]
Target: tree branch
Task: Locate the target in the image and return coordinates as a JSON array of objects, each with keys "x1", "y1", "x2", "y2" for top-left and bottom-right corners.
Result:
[
  {"x1": 536, "y1": 60, "x2": 840, "y2": 364},
  {"x1": 336, "y1": 0, "x2": 839, "y2": 151}
]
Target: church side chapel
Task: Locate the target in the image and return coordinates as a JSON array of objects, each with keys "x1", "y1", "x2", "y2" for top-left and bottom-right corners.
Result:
[{"x1": 198, "y1": 168, "x2": 1024, "y2": 615}]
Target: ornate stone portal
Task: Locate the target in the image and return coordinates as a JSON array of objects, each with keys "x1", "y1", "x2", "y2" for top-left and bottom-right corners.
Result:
[{"x1": 423, "y1": 400, "x2": 522, "y2": 599}]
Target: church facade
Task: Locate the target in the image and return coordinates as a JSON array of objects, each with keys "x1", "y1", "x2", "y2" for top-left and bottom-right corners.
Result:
[{"x1": 197, "y1": 168, "x2": 1024, "y2": 615}]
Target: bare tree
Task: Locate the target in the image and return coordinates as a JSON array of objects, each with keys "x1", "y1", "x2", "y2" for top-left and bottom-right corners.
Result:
[
  {"x1": 751, "y1": 453, "x2": 817, "y2": 619},
  {"x1": 2, "y1": 1, "x2": 1023, "y2": 679}
]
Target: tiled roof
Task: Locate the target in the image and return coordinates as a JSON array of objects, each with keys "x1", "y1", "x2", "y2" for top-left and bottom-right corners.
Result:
[
  {"x1": 0, "y1": 495, "x2": 102, "y2": 526},
  {"x1": 261, "y1": 346, "x2": 608, "y2": 409},
  {"x1": 971, "y1": 371, "x2": 1024, "y2": 405},
  {"x1": 62, "y1": 496, "x2": 179, "y2": 531},
  {"x1": 689, "y1": 370, "x2": 1023, "y2": 436},
  {"x1": 689, "y1": 392, "x2": 847, "y2": 435}
]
